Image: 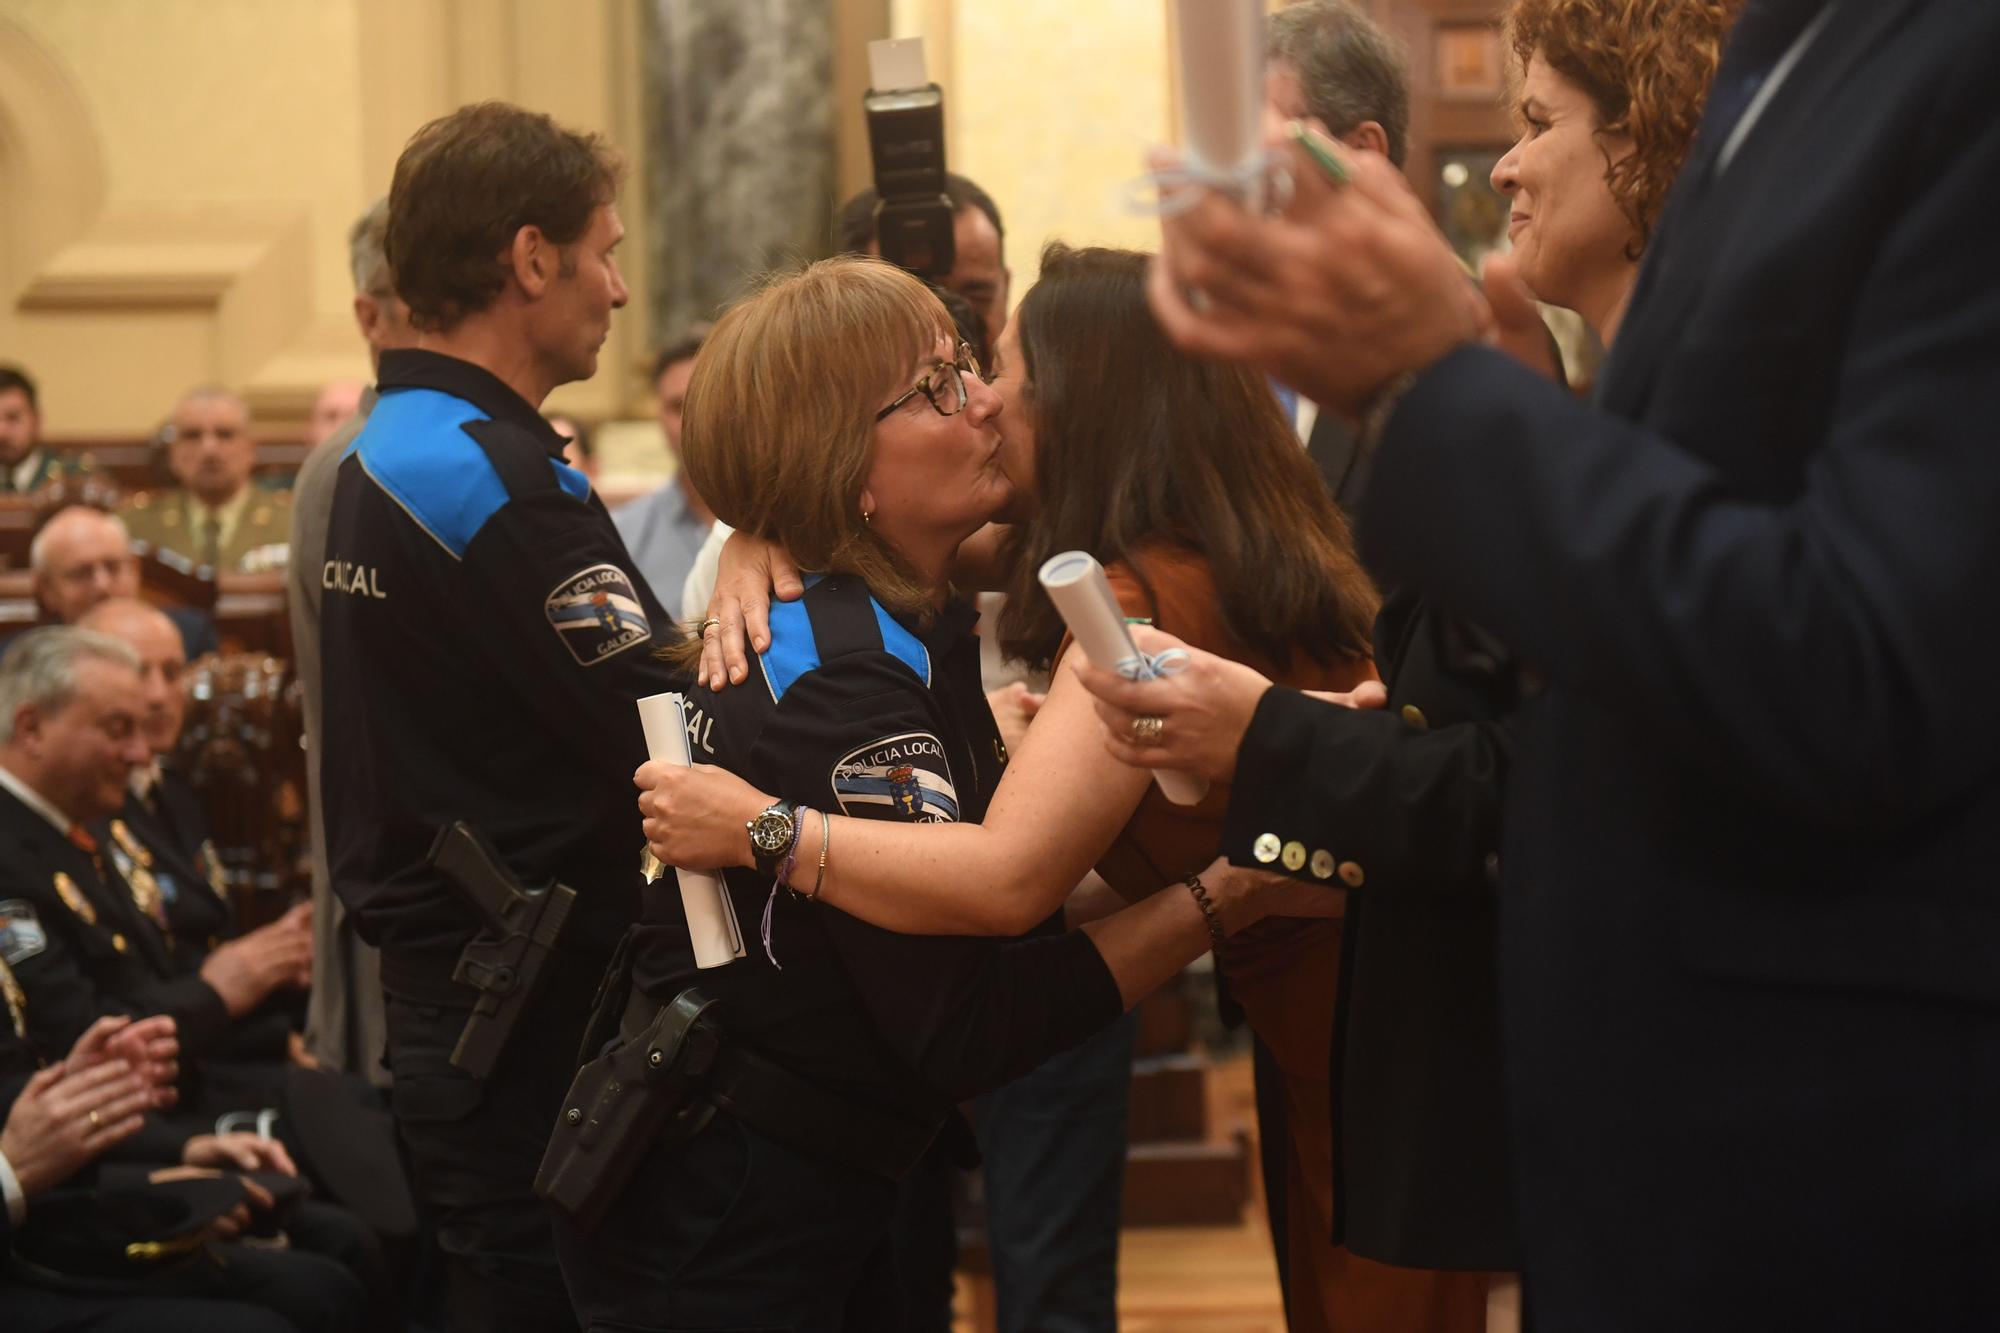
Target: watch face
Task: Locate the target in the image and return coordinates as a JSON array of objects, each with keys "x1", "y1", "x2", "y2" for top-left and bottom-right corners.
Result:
[{"x1": 749, "y1": 808, "x2": 794, "y2": 855}]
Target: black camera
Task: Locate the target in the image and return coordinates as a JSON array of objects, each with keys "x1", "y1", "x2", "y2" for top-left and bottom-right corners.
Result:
[{"x1": 863, "y1": 39, "x2": 954, "y2": 281}]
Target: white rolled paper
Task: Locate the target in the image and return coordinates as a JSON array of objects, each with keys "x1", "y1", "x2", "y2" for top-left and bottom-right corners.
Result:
[
  {"x1": 637, "y1": 691, "x2": 746, "y2": 968},
  {"x1": 1170, "y1": 0, "x2": 1267, "y2": 185},
  {"x1": 1038, "y1": 551, "x2": 1210, "y2": 807}
]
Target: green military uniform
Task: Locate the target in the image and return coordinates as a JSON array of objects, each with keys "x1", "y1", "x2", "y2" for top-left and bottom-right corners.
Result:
[
  {"x1": 2, "y1": 448, "x2": 84, "y2": 496},
  {"x1": 119, "y1": 486, "x2": 293, "y2": 572}
]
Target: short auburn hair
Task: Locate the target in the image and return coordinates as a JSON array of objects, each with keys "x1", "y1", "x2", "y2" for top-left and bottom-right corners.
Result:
[
  {"x1": 665, "y1": 257, "x2": 955, "y2": 667},
  {"x1": 386, "y1": 101, "x2": 623, "y2": 332},
  {"x1": 1505, "y1": 0, "x2": 1742, "y2": 254}
]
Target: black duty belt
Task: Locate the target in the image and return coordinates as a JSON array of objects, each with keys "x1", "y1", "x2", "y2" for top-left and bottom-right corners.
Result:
[{"x1": 619, "y1": 990, "x2": 941, "y2": 1182}]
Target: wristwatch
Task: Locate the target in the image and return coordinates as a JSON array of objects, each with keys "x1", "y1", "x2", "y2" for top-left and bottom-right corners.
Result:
[{"x1": 746, "y1": 800, "x2": 800, "y2": 875}]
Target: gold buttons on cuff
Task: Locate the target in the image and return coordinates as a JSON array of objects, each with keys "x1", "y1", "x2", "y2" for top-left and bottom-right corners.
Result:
[
  {"x1": 1309, "y1": 849, "x2": 1336, "y2": 880},
  {"x1": 1400, "y1": 704, "x2": 1429, "y2": 730},
  {"x1": 1281, "y1": 841, "x2": 1307, "y2": 872},
  {"x1": 1337, "y1": 861, "x2": 1366, "y2": 888},
  {"x1": 1253, "y1": 833, "x2": 1282, "y2": 864}
]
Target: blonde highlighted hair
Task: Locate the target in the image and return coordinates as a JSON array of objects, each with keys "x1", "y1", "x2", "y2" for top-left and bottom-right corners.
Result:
[{"x1": 665, "y1": 257, "x2": 956, "y2": 667}]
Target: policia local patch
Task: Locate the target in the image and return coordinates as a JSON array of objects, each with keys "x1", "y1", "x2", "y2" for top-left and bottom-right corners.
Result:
[
  {"x1": 545, "y1": 563, "x2": 652, "y2": 666},
  {"x1": 832, "y1": 733, "x2": 960, "y2": 823}
]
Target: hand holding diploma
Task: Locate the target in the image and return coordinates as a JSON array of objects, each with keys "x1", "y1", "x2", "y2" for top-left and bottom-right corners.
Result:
[
  {"x1": 636, "y1": 693, "x2": 746, "y2": 968},
  {"x1": 1038, "y1": 552, "x2": 1209, "y2": 805},
  {"x1": 1071, "y1": 623, "x2": 1386, "y2": 784}
]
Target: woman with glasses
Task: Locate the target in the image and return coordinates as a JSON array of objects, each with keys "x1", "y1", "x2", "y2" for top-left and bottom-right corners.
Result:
[
  {"x1": 634, "y1": 244, "x2": 1491, "y2": 1332},
  {"x1": 551, "y1": 256, "x2": 1331, "y2": 1333}
]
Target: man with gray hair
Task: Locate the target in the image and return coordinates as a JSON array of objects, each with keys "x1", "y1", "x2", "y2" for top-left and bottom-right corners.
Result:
[
  {"x1": 0, "y1": 626, "x2": 293, "y2": 1056},
  {"x1": 1265, "y1": 0, "x2": 1411, "y2": 168},
  {"x1": 1263, "y1": 0, "x2": 1414, "y2": 510},
  {"x1": 291, "y1": 197, "x2": 419, "y2": 1087}
]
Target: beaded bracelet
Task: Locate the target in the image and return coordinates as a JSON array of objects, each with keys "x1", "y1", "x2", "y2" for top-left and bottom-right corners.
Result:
[{"x1": 1185, "y1": 874, "x2": 1226, "y2": 953}]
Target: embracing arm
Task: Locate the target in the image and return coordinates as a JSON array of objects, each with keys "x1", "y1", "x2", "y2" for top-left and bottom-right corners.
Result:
[{"x1": 642, "y1": 663, "x2": 1152, "y2": 936}]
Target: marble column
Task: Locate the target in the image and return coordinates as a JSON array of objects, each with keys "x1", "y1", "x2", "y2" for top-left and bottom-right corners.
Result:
[{"x1": 643, "y1": 0, "x2": 838, "y2": 343}]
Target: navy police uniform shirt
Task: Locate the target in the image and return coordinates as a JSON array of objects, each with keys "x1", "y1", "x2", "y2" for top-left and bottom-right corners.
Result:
[
  {"x1": 319, "y1": 349, "x2": 678, "y2": 968},
  {"x1": 626, "y1": 575, "x2": 1122, "y2": 1128}
]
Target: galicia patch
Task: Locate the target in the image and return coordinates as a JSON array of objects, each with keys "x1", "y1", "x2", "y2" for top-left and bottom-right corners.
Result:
[
  {"x1": 545, "y1": 563, "x2": 652, "y2": 666},
  {"x1": 0, "y1": 900, "x2": 47, "y2": 966},
  {"x1": 831, "y1": 732, "x2": 960, "y2": 823}
]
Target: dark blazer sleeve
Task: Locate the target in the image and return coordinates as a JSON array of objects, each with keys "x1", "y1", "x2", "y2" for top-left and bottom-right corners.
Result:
[
  {"x1": 1362, "y1": 56, "x2": 2000, "y2": 835},
  {"x1": 1222, "y1": 686, "x2": 1515, "y2": 896}
]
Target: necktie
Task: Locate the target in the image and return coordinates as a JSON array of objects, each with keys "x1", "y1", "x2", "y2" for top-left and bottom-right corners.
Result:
[{"x1": 200, "y1": 513, "x2": 223, "y2": 569}]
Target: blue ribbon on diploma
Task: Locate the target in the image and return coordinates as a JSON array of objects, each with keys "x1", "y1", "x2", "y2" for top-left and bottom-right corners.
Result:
[{"x1": 1117, "y1": 646, "x2": 1192, "y2": 682}]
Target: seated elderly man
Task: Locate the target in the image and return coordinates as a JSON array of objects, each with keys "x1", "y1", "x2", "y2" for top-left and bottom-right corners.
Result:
[
  {"x1": 0, "y1": 627, "x2": 307, "y2": 1106},
  {"x1": 28, "y1": 505, "x2": 219, "y2": 660},
  {"x1": 120, "y1": 388, "x2": 290, "y2": 573},
  {"x1": 79, "y1": 598, "x2": 313, "y2": 1054}
]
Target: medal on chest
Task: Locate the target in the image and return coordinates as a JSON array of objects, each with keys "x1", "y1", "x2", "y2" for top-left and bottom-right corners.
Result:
[{"x1": 109, "y1": 821, "x2": 172, "y2": 937}]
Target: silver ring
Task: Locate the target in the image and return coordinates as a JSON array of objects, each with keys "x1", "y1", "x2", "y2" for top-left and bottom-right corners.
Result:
[
  {"x1": 1130, "y1": 715, "x2": 1166, "y2": 744},
  {"x1": 698, "y1": 617, "x2": 723, "y2": 639}
]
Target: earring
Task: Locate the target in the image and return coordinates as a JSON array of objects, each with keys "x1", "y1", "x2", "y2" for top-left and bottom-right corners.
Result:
[{"x1": 861, "y1": 507, "x2": 874, "y2": 525}]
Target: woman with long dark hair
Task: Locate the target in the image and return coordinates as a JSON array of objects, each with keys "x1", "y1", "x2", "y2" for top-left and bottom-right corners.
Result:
[{"x1": 637, "y1": 243, "x2": 1492, "y2": 1332}]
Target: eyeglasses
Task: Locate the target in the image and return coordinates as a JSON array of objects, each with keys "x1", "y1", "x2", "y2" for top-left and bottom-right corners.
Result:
[{"x1": 875, "y1": 341, "x2": 982, "y2": 421}]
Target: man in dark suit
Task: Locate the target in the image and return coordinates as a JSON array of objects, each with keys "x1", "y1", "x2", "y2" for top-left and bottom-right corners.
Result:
[
  {"x1": 1125, "y1": 1, "x2": 2000, "y2": 1325},
  {"x1": 0, "y1": 625, "x2": 307, "y2": 1090}
]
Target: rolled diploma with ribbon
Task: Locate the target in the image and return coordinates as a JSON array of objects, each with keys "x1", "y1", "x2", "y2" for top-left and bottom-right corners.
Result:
[
  {"x1": 637, "y1": 692, "x2": 745, "y2": 968},
  {"x1": 1171, "y1": 0, "x2": 1267, "y2": 196},
  {"x1": 1038, "y1": 551, "x2": 1210, "y2": 807}
]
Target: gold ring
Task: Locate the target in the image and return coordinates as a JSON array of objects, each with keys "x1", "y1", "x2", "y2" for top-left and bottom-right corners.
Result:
[
  {"x1": 88, "y1": 1108, "x2": 102, "y2": 1129},
  {"x1": 1130, "y1": 715, "x2": 1166, "y2": 744},
  {"x1": 699, "y1": 617, "x2": 723, "y2": 639}
]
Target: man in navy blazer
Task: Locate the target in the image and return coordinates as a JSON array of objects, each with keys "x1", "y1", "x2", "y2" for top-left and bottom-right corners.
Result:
[{"x1": 1143, "y1": 1, "x2": 2000, "y2": 1326}]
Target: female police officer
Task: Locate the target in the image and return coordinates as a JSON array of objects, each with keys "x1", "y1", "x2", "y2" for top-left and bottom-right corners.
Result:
[{"x1": 547, "y1": 257, "x2": 1328, "y2": 1331}]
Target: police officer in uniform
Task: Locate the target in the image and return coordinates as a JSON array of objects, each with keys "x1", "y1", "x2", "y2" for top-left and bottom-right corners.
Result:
[
  {"x1": 550, "y1": 257, "x2": 1334, "y2": 1331},
  {"x1": 317, "y1": 103, "x2": 675, "y2": 1333}
]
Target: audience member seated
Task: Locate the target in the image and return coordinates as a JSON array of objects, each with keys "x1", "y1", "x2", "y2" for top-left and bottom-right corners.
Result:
[
  {"x1": 0, "y1": 365, "x2": 86, "y2": 497},
  {"x1": 82, "y1": 596, "x2": 313, "y2": 1054},
  {"x1": 547, "y1": 413, "x2": 598, "y2": 485},
  {"x1": 611, "y1": 332, "x2": 710, "y2": 607},
  {"x1": 0, "y1": 984, "x2": 373, "y2": 1332},
  {"x1": 0, "y1": 627, "x2": 308, "y2": 1110},
  {"x1": 120, "y1": 388, "x2": 292, "y2": 573},
  {"x1": 24, "y1": 504, "x2": 220, "y2": 660},
  {"x1": 305, "y1": 380, "x2": 367, "y2": 449}
]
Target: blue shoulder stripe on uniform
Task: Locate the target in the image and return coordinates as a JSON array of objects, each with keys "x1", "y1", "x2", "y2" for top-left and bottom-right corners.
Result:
[
  {"x1": 870, "y1": 600, "x2": 931, "y2": 687},
  {"x1": 352, "y1": 388, "x2": 590, "y2": 558},
  {"x1": 756, "y1": 577, "x2": 933, "y2": 703},
  {"x1": 759, "y1": 599, "x2": 821, "y2": 704}
]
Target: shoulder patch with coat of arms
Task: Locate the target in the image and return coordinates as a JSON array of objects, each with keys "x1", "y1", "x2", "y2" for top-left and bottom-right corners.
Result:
[
  {"x1": 544, "y1": 563, "x2": 651, "y2": 666},
  {"x1": 831, "y1": 732, "x2": 960, "y2": 823},
  {"x1": 0, "y1": 900, "x2": 47, "y2": 969}
]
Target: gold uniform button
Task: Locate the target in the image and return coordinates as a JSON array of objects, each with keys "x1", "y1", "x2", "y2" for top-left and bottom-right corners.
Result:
[
  {"x1": 1253, "y1": 833, "x2": 1282, "y2": 864},
  {"x1": 1337, "y1": 861, "x2": 1366, "y2": 888},
  {"x1": 1281, "y1": 841, "x2": 1307, "y2": 872},
  {"x1": 112, "y1": 933, "x2": 129, "y2": 953},
  {"x1": 1309, "y1": 849, "x2": 1336, "y2": 880},
  {"x1": 1400, "y1": 704, "x2": 1429, "y2": 729}
]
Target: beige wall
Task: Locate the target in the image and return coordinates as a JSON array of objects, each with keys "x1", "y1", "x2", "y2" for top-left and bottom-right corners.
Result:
[
  {"x1": 889, "y1": 0, "x2": 1174, "y2": 309},
  {"x1": 0, "y1": 0, "x2": 650, "y2": 439},
  {"x1": 3, "y1": 0, "x2": 1231, "y2": 440}
]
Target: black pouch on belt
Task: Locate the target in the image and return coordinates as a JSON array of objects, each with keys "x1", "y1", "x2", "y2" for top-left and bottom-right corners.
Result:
[{"x1": 533, "y1": 987, "x2": 722, "y2": 1233}]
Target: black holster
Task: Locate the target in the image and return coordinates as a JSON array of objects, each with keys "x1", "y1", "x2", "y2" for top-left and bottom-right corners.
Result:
[{"x1": 534, "y1": 987, "x2": 722, "y2": 1233}]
